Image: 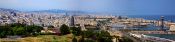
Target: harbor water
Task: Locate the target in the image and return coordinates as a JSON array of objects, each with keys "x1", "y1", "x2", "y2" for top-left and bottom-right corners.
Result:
[
  {"x1": 128, "y1": 15, "x2": 175, "y2": 40},
  {"x1": 145, "y1": 34, "x2": 175, "y2": 40}
]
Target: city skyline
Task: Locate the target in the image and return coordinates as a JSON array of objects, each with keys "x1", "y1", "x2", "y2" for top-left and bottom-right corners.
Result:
[{"x1": 0, "y1": 0, "x2": 175, "y2": 41}]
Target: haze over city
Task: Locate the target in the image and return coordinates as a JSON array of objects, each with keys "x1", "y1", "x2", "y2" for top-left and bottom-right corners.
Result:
[{"x1": 0, "y1": 0, "x2": 175, "y2": 15}]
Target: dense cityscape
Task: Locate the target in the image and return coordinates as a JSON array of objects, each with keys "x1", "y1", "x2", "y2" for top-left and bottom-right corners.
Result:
[
  {"x1": 0, "y1": 0, "x2": 175, "y2": 42},
  {"x1": 0, "y1": 8, "x2": 175, "y2": 42}
]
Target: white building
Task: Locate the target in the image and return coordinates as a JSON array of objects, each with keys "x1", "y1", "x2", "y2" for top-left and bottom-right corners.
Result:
[{"x1": 169, "y1": 24, "x2": 175, "y2": 31}]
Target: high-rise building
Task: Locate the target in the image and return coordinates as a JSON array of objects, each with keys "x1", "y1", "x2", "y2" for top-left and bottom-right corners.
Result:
[
  {"x1": 70, "y1": 15, "x2": 75, "y2": 26},
  {"x1": 160, "y1": 16, "x2": 165, "y2": 31}
]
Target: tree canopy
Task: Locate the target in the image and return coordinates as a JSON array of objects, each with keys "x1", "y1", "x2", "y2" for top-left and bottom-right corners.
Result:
[
  {"x1": 71, "y1": 27, "x2": 81, "y2": 36},
  {"x1": 0, "y1": 23, "x2": 43, "y2": 38},
  {"x1": 60, "y1": 24, "x2": 70, "y2": 35},
  {"x1": 80, "y1": 30, "x2": 113, "y2": 42}
]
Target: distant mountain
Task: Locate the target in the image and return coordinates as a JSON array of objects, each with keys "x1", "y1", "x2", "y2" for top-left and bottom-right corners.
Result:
[
  {"x1": 0, "y1": 8, "x2": 97, "y2": 15},
  {"x1": 0, "y1": 8, "x2": 20, "y2": 12},
  {"x1": 0, "y1": 8, "x2": 22, "y2": 15},
  {"x1": 30, "y1": 9, "x2": 94, "y2": 14},
  {"x1": 30, "y1": 9, "x2": 66, "y2": 13}
]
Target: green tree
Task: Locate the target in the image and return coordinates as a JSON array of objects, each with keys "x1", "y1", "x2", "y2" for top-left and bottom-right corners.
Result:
[
  {"x1": 79, "y1": 31, "x2": 86, "y2": 42},
  {"x1": 71, "y1": 27, "x2": 81, "y2": 36},
  {"x1": 0, "y1": 25, "x2": 11, "y2": 37},
  {"x1": 79, "y1": 30, "x2": 113, "y2": 42},
  {"x1": 0, "y1": 23, "x2": 43, "y2": 38},
  {"x1": 96, "y1": 30, "x2": 112, "y2": 42},
  {"x1": 12, "y1": 26, "x2": 26, "y2": 35},
  {"x1": 60, "y1": 24, "x2": 70, "y2": 35},
  {"x1": 81, "y1": 30, "x2": 94, "y2": 38},
  {"x1": 10, "y1": 23, "x2": 26, "y2": 27},
  {"x1": 72, "y1": 37, "x2": 77, "y2": 42},
  {"x1": 78, "y1": 36, "x2": 85, "y2": 42},
  {"x1": 119, "y1": 37, "x2": 133, "y2": 42},
  {"x1": 25, "y1": 25, "x2": 43, "y2": 36}
]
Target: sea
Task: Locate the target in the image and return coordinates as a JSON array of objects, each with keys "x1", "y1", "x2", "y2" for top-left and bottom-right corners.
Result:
[
  {"x1": 127, "y1": 15, "x2": 175, "y2": 40},
  {"x1": 127, "y1": 15, "x2": 175, "y2": 22}
]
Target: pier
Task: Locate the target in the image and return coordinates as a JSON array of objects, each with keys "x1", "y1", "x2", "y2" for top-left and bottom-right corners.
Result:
[
  {"x1": 129, "y1": 33, "x2": 175, "y2": 42},
  {"x1": 131, "y1": 31, "x2": 175, "y2": 34}
]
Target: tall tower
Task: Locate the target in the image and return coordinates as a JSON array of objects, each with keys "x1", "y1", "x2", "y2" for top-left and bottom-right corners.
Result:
[
  {"x1": 160, "y1": 16, "x2": 164, "y2": 31},
  {"x1": 65, "y1": 12, "x2": 69, "y2": 16},
  {"x1": 71, "y1": 15, "x2": 75, "y2": 26}
]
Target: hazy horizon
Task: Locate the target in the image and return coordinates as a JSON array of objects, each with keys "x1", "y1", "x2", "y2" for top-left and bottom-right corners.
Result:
[{"x1": 0, "y1": 0, "x2": 175, "y2": 15}]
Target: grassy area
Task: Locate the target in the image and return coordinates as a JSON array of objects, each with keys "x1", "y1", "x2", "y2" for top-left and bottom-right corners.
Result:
[{"x1": 0, "y1": 34, "x2": 74, "y2": 42}]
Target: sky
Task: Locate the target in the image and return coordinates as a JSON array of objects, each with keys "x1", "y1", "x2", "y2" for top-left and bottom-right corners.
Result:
[{"x1": 0, "y1": 0, "x2": 175, "y2": 15}]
